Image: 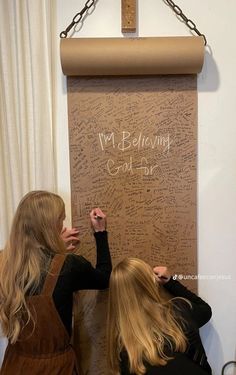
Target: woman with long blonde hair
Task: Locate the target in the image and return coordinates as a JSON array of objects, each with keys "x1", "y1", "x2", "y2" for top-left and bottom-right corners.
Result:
[
  {"x1": 0, "y1": 190, "x2": 111, "y2": 374},
  {"x1": 107, "y1": 258, "x2": 212, "y2": 375}
]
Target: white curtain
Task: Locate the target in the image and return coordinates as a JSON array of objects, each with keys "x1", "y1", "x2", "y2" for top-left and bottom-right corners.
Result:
[
  {"x1": 0, "y1": 0, "x2": 57, "y2": 249},
  {"x1": 0, "y1": 0, "x2": 57, "y2": 361}
]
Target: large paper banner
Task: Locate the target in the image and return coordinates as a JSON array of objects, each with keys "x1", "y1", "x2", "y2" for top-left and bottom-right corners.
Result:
[{"x1": 61, "y1": 36, "x2": 203, "y2": 374}]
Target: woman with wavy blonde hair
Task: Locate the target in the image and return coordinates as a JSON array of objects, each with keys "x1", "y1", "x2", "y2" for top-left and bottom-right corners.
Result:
[
  {"x1": 0, "y1": 190, "x2": 111, "y2": 374},
  {"x1": 107, "y1": 258, "x2": 212, "y2": 375}
]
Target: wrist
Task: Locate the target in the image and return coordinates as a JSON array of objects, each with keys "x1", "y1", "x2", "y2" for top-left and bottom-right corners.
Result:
[{"x1": 94, "y1": 230, "x2": 107, "y2": 236}]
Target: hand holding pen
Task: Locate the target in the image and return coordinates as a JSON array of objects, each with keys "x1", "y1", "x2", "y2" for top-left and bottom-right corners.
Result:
[
  {"x1": 153, "y1": 266, "x2": 171, "y2": 284},
  {"x1": 90, "y1": 207, "x2": 106, "y2": 232}
]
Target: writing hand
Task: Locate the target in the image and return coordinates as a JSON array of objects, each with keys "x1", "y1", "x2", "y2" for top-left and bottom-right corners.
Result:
[
  {"x1": 60, "y1": 227, "x2": 80, "y2": 251},
  {"x1": 153, "y1": 266, "x2": 171, "y2": 284},
  {"x1": 90, "y1": 208, "x2": 106, "y2": 232}
]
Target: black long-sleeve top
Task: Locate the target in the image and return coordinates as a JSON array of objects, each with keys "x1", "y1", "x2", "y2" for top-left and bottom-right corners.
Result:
[
  {"x1": 120, "y1": 277, "x2": 212, "y2": 375},
  {"x1": 36, "y1": 231, "x2": 111, "y2": 336}
]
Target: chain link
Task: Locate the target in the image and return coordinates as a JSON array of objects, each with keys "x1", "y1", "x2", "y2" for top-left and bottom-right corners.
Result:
[
  {"x1": 164, "y1": 0, "x2": 207, "y2": 45},
  {"x1": 60, "y1": 0, "x2": 96, "y2": 38},
  {"x1": 60, "y1": 0, "x2": 207, "y2": 45}
]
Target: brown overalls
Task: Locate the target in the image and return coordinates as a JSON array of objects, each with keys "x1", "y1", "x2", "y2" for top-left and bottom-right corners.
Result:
[{"x1": 0, "y1": 254, "x2": 79, "y2": 375}]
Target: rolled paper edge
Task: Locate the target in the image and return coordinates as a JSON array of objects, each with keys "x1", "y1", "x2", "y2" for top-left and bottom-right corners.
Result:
[{"x1": 60, "y1": 36, "x2": 205, "y2": 76}]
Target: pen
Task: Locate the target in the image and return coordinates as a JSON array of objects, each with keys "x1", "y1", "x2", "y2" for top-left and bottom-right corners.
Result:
[
  {"x1": 94, "y1": 215, "x2": 103, "y2": 220},
  {"x1": 158, "y1": 275, "x2": 169, "y2": 280}
]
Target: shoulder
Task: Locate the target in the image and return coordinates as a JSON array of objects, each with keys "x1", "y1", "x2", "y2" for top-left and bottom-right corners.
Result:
[
  {"x1": 171, "y1": 297, "x2": 193, "y2": 318},
  {"x1": 171, "y1": 298, "x2": 196, "y2": 330},
  {"x1": 171, "y1": 297, "x2": 192, "y2": 311},
  {"x1": 55, "y1": 253, "x2": 92, "y2": 290},
  {"x1": 62, "y1": 253, "x2": 89, "y2": 272},
  {"x1": 54, "y1": 253, "x2": 91, "y2": 280}
]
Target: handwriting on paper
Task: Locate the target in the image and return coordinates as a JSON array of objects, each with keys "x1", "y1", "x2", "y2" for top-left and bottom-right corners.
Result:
[
  {"x1": 98, "y1": 131, "x2": 172, "y2": 153},
  {"x1": 67, "y1": 75, "x2": 198, "y2": 375},
  {"x1": 98, "y1": 131, "x2": 172, "y2": 176}
]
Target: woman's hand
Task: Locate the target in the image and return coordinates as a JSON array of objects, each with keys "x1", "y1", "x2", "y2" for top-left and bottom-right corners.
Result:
[
  {"x1": 153, "y1": 266, "x2": 171, "y2": 284},
  {"x1": 60, "y1": 227, "x2": 80, "y2": 251},
  {"x1": 90, "y1": 208, "x2": 106, "y2": 232}
]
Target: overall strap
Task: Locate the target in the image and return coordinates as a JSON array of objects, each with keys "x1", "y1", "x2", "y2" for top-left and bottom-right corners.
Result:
[{"x1": 42, "y1": 254, "x2": 66, "y2": 296}]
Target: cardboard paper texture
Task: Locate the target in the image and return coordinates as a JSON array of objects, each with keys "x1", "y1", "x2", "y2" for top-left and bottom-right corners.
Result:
[
  {"x1": 67, "y1": 75, "x2": 197, "y2": 374},
  {"x1": 60, "y1": 36, "x2": 205, "y2": 76},
  {"x1": 61, "y1": 36, "x2": 202, "y2": 374}
]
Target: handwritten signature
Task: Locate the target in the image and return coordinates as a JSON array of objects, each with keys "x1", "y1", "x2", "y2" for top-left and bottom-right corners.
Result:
[{"x1": 107, "y1": 157, "x2": 158, "y2": 176}]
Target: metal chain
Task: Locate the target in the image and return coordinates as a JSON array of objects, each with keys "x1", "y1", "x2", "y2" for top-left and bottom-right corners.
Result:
[
  {"x1": 60, "y1": 0, "x2": 207, "y2": 45},
  {"x1": 60, "y1": 0, "x2": 96, "y2": 38},
  {"x1": 164, "y1": 0, "x2": 207, "y2": 45}
]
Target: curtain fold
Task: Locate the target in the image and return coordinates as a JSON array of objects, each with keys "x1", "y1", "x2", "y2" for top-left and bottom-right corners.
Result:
[{"x1": 0, "y1": 0, "x2": 57, "y2": 249}]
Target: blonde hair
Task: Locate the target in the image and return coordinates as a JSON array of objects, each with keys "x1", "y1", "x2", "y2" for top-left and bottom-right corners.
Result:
[
  {"x1": 107, "y1": 258, "x2": 188, "y2": 375},
  {"x1": 0, "y1": 191, "x2": 66, "y2": 343}
]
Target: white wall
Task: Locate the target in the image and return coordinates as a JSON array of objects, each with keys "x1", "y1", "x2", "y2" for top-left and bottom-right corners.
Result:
[{"x1": 56, "y1": 1, "x2": 236, "y2": 374}]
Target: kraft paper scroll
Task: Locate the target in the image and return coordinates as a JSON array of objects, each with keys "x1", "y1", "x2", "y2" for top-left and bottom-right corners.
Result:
[
  {"x1": 60, "y1": 36, "x2": 205, "y2": 76},
  {"x1": 62, "y1": 36, "x2": 203, "y2": 375},
  {"x1": 68, "y1": 75, "x2": 198, "y2": 375}
]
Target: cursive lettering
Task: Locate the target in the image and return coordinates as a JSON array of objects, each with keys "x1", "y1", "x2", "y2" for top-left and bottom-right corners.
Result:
[
  {"x1": 106, "y1": 157, "x2": 158, "y2": 176},
  {"x1": 99, "y1": 131, "x2": 172, "y2": 153}
]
